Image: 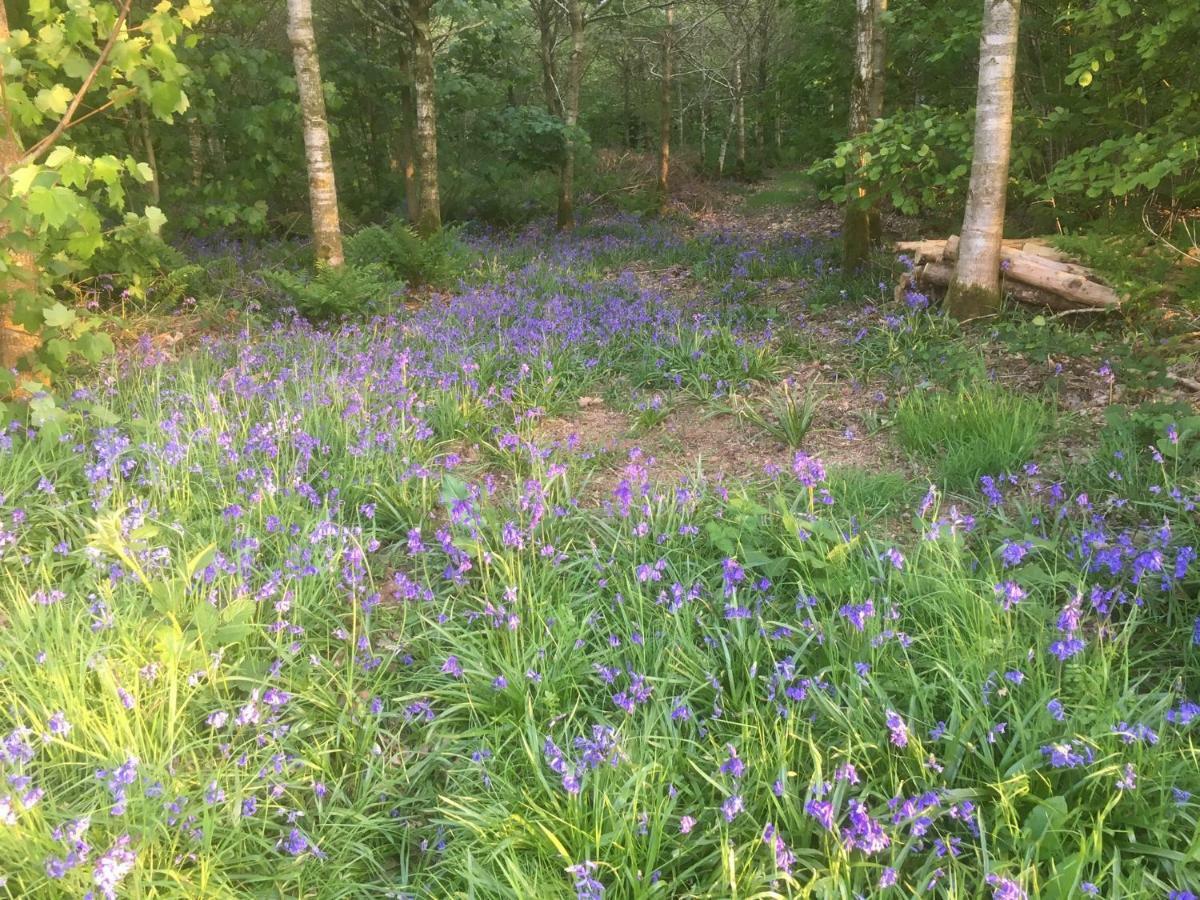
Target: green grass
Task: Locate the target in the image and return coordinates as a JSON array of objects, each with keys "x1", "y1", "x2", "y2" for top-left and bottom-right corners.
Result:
[
  {"x1": 0, "y1": 213, "x2": 1197, "y2": 899},
  {"x1": 895, "y1": 383, "x2": 1054, "y2": 491},
  {"x1": 741, "y1": 170, "x2": 817, "y2": 211}
]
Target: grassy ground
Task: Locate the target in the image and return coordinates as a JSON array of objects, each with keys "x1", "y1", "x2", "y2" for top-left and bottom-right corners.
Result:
[{"x1": 1, "y1": 175, "x2": 1198, "y2": 898}]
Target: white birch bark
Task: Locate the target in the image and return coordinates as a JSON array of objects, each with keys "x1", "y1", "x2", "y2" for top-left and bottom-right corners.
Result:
[
  {"x1": 286, "y1": 0, "x2": 344, "y2": 267},
  {"x1": 947, "y1": 0, "x2": 1022, "y2": 319}
]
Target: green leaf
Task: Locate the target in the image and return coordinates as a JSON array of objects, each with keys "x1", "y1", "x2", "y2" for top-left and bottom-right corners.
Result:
[
  {"x1": 186, "y1": 543, "x2": 218, "y2": 580},
  {"x1": 92, "y1": 155, "x2": 122, "y2": 185},
  {"x1": 41, "y1": 337, "x2": 71, "y2": 367},
  {"x1": 76, "y1": 331, "x2": 114, "y2": 364},
  {"x1": 42, "y1": 302, "x2": 77, "y2": 329},
  {"x1": 8, "y1": 165, "x2": 40, "y2": 196},
  {"x1": 144, "y1": 205, "x2": 167, "y2": 234},
  {"x1": 34, "y1": 84, "x2": 73, "y2": 115},
  {"x1": 27, "y1": 185, "x2": 81, "y2": 229},
  {"x1": 149, "y1": 81, "x2": 183, "y2": 119}
]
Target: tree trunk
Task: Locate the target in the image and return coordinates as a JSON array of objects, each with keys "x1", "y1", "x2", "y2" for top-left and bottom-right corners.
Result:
[
  {"x1": 409, "y1": 0, "x2": 442, "y2": 236},
  {"x1": 397, "y1": 82, "x2": 420, "y2": 225},
  {"x1": 534, "y1": 0, "x2": 563, "y2": 118},
  {"x1": 717, "y1": 100, "x2": 735, "y2": 176},
  {"x1": 755, "y1": 22, "x2": 768, "y2": 161},
  {"x1": 946, "y1": 0, "x2": 1022, "y2": 320},
  {"x1": 557, "y1": 0, "x2": 584, "y2": 232},
  {"x1": 395, "y1": 28, "x2": 420, "y2": 225},
  {"x1": 138, "y1": 106, "x2": 161, "y2": 205},
  {"x1": 842, "y1": 0, "x2": 873, "y2": 271},
  {"x1": 286, "y1": 0, "x2": 344, "y2": 267},
  {"x1": 0, "y1": 3, "x2": 40, "y2": 371},
  {"x1": 188, "y1": 121, "x2": 204, "y2": 186},
  {"x1": 774, "y1": 86, "x2": 782, "y2": 148},
  {"x1": 656, "y1": 4, "x2": 673, "y2": 212},
  {"x1": 867, "y1": 0, "x2": 888, "y2": 241},
  {"x1": 733, "y1": 57, "x2": 746, "y2": 175},
  {"x1": 700, "y1": 101, "x2": 708, "y2": 163}
]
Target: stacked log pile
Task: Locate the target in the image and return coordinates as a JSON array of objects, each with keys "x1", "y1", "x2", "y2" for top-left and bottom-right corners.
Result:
[{"x1": 895, "y1": 236, "x2": 1124, "y2": 312}]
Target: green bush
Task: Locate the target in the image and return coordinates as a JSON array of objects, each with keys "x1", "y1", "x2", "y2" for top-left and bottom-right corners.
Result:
[
  {"x1": 344, "y1": 220, "x2": 473, "y2": 286},
  {"x1": 262, "y1": 262, "x2": 402, "y2": 321},
  {"x1": 78, "y1": 219, "x2": 200, "y2": 308}
]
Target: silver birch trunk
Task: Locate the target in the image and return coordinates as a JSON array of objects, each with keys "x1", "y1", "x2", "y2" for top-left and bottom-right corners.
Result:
[
  {"x1": 717, "y1": 101, "x2": 735, "y2": 176},
  {"x1": 947, "y1": 0, "x2": 1022, "y2": 319},
  {"x1": 286, "y1": 0, "x2": 344, "y2": 267}
]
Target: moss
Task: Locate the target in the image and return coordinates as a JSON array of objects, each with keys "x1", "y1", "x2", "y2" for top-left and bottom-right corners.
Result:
[{"x1": 945, "y1": 280, "x2": 1001, "y2": 320}]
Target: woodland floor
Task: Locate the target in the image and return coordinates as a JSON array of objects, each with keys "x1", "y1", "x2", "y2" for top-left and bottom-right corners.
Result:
[{"x1": 2, "y1": 170, "x2": 1199, "y2": 899}]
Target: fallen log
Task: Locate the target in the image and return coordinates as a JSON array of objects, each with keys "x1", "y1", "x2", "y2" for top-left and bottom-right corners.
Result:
[
  {"x1": 941, "y1": 236, "x2": 1101, "y2": 281},
  {"x1": 912, "y1": 261, "x2": 1112, "y2": 313},
  {"x1": 898, "y1": 234, "x2": 1122, "y2": 311},
  {"x1": 894, "y1": 240, "x2": 947, "y2": 265}
]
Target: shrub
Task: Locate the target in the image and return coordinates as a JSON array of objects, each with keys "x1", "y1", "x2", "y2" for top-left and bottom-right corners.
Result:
[
  {"x1": 344, "y1": 220, "x2": 473, "y2": 287},
  {"x1": 261, "y1": 262, "x2": 402, "y2": 320},
  {"x1": 77, "y1": 218, "x2": 200, "y2": 309}
]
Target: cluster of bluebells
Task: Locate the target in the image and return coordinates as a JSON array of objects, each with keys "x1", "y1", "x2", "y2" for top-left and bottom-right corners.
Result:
[{"x1": 0, "y1": 212, "x2": 1197, "y2": 899}]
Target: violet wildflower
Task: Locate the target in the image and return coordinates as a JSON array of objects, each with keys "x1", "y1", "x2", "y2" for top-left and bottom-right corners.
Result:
[
  {"x1": 91, "y1": 835, "x2": 135, "y2": 900},
  {"x1": 1040, "y1": 740, "x2": 1094, "y2": 769},
  {"x1": 841, "y1": 799, "x2": 889, "y2": 854},
  {"x1": 567, "y1": 861, "x2": 604, "y2": 900},
  {"x1": 985, "y1": 874, "x2": 1026, "y2": 900},
  {"x1": 721, "y1": 557, "x2": 745, "y2": 597},
  {"x1": 792, "y1": 451, "x2": 826, "y2": 487},
  {"x1": 885, "y1": 709, "x2": 909, "y2": 748},
  {"x1": 761, "y1": 822, "x2": 795, "y2": 875},
  {"x1": 719, "y1": 745, "x2": 746, "y2": 780},
  {"x1": 721, "y1": 793, "x2": 744, "y2": 822},
  {"x1": 993, "y1": 581, "x2": 1025, "y2": 612}
]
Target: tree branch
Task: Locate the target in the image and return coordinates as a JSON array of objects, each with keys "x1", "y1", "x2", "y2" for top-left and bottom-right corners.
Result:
[{"x1": 14, "y1": 0, "x2": 135, "y2": 174}]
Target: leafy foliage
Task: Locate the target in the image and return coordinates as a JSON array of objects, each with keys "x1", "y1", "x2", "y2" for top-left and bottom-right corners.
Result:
[
  {"x1": 344, "y1": 220, "x2": 473, "y2": 287},
  {"x1": 262, "y1": 262, "x2": 402, "y2": 321},
  {"x1": 0, "y1": 0, "x2": 212, "y2": 386}
]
